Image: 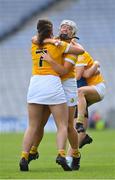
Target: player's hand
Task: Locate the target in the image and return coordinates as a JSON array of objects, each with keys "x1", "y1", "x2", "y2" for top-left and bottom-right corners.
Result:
[
  {"x1": 32, "y1": 35, "x2": 38, "y2": 44},
  {"x1": 43, "y1": 38, "x2": 62, "y2": 46},
  {"x1": 41, "y1": 51, "x2": 52, "y2": 63},
  {"x1": 94, "y1": 61, "x2": 100, "y2": 67}
]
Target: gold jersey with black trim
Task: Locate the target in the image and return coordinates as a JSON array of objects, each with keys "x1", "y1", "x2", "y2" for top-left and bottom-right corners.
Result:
[
  {"x1": 31, "y1": 41, "x2": 70, "y2": 76},
  {"x1": 61, "y1": 54, "x2": 77, "y2": 81},
  {"x1": 76, "y1": 51, "x2": 105, "y2": 85}
]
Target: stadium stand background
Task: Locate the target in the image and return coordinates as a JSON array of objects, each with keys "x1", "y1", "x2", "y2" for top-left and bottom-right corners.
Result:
[{"x1": 0, "y1": 0, "x2": 115, "y2": 131}]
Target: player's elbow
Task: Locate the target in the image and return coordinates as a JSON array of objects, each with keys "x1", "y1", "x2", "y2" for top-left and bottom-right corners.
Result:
[
  {"x1": 79, "y1": 49, "x2": 85, "y2": 55},
  {"x1": 75, "y1": 48, "x2": 85, "y2": 55}
]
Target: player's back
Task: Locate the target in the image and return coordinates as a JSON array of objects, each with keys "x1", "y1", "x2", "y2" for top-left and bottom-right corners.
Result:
[{"x1": 31, "y1": 42, "x2": 68, "y2": 76}]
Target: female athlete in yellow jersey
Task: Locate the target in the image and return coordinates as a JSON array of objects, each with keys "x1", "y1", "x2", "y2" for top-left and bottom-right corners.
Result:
[
  {"x1": 37, "y1": 21, "x2": 106, "y2": 168},
  {"x1": 19, "y1": 19, "x2": 84, "y2": 172},
  {"x1": 75, "y1": 52, "x2": 106, "y2": 142},
  {"x1": 28, "y1": 20, "x2": 83, "y2": 171},
  {"x1": 28, "y1": 20, "x2": 103, "y2": 170},
  {"x1": 66, "y1": 51, "x2": 106, "y2": 164}
]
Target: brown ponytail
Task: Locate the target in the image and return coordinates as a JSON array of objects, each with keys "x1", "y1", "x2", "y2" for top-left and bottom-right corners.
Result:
[{"x1": 37, "y1": 19, "x2": 53, "y2": 45}]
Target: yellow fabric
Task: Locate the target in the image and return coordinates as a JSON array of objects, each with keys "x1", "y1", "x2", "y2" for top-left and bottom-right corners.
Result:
[
  {"x1": 72, "y1": 149, "x2": 81, "y2": 158},
  {"x1": 21, "y1": 151, "x2": 29, "y2": 160},
  {"x1": 58, "y1": 149, "x2": 66, "y2": 157},
  {"x1": 61, "y1": 54, "x2": 77, "y2": 81},
  {"x1": 30, "y1": 146, "x2": 38, "y2": 154},
  {"x1": 31, "y1": 41, "x2": 69, "y2": 76},
  {"x1": 77, "y1": 114, "x2": 85, "y2": 123},
  {"x1": 76, "y1": 51, "x2": 105, "y2": 85}
]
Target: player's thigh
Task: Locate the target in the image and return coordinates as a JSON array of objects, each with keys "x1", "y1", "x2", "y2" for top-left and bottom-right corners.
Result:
[
  {"x1": 79, "y1": 86, "x2": 101, "y2": 103},
  {"x1": 49, "y1": 103, "x2": 68, "y2": 127},
  {"x1": 27, "y1": 103, "x2": 44, "y2": 127},
  {"x1": 42, "y1": 106, "x2": 51, "y2": 127}
]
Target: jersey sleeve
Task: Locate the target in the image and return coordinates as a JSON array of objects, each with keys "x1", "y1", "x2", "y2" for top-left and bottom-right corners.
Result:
[
  {"x1": 76, "y1": 51, "x2": 90, "y2": 67},
  {"x1": 59, "y1": 41, "x2": 71, "y2": 54},
  {"x1": 64, "y1": 54, "x2": 77, "y2": 65}
]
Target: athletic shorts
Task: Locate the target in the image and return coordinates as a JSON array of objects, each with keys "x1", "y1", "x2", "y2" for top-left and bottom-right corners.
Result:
[
  {"x1": 27, "y1": 75, "x2": 67, "y2": 105},
  {"x1": 92, "y1": 82, "x2": 106, "y2": 100},
  {"x1": 77, "y1": 77, "x2": 87, "y2": 88},
  {"x1": 62, "y1": 78, "x2": 78, "y2": 106}
]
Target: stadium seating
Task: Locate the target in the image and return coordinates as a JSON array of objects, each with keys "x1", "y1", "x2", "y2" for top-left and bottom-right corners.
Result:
[
  {"x1": 0, "y1": 0, "x2": 60, "y2": 40},
  {"x1": 0, "y1": 0, "x2": 115, "y2": 130}
]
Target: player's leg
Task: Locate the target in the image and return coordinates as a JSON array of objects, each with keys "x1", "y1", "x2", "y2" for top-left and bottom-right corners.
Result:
[
  {"x1": 75, "y1": 85, "x2": 101, "y2": 149},
  {"x1": 76, "y1": 107, "x2": 93, "y2": 148},
  {"x1": 76, "y1": 86, "x2": 101, "y2": 130},
  {"x1": 19, "y1": 103, "x2": 44, "y2": 171},
  {"x1": 28, "y1": 106, "x2": 51, "y2": 163},
  {"x1": 49, "y1": 103, "x2": 72, "y2": 171},
  {"x1": 68, "y1": 106, "x2": 78, "y2": 149},
  {"x1": 76, "y1": 87, "x2": 87, "y2": 127},
  {"x1": 78, "y1": 83, "x2": 106, "y2": 147},
  {"x1": 67, "y1": 106, "x2": 81, "y2": 170}
]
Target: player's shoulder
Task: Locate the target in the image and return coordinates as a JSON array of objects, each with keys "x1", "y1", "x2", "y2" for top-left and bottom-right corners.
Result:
[{"x1": 31, "y1": 42, "x2": 38, "y2": 48}]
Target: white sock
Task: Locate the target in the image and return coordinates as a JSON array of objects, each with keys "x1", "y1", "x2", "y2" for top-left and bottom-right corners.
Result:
[{"x1": 66, "y1": 156, "x2": 73, "y2": 167}]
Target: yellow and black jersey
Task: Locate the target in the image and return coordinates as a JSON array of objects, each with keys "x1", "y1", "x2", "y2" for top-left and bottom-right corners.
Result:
[
  {"x1": 76, "y1": 51, "x2": 105, "y2": 85},
  {"x1": 31, "y1": 41, "x2": 70, "y2": 76},
  {"x1": 61, "y1": 54, "x2": 77, "y2": 81}
]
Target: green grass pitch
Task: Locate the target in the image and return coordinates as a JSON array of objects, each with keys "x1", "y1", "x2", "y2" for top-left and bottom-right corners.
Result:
[{"x1": 0, "y1": 129, "x2": 115, "y2": 179}]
